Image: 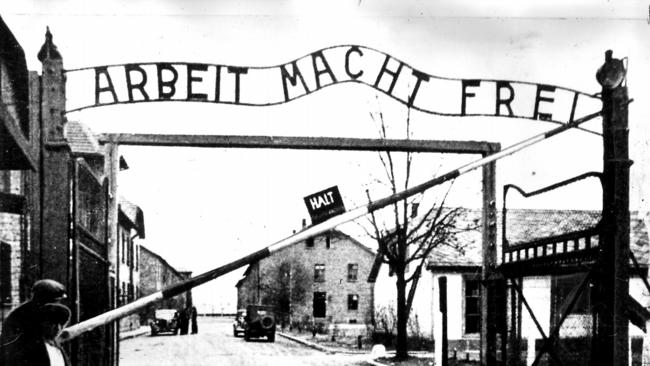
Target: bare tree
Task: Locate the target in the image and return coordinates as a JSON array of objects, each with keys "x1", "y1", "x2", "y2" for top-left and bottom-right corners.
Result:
[
  {"x1": 260, "y1": 259, "x2": 308, "y2": 327},
  {"x1": 364, "y1": 105, "x2": 476, "y2": 360}
]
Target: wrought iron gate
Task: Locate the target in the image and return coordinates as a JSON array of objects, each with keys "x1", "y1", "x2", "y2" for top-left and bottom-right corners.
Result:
[{"x1": 71, "y1": 159, "x2": 111, "y2": 366}]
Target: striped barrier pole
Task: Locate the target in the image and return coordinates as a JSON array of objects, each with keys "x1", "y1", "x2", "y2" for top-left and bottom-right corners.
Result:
[{"x1": 60, "y1": 109, "x2": 603, "y2": 342}]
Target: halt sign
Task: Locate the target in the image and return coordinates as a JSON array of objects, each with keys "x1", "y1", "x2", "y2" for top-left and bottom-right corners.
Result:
[{"x1": 303, "y1": 186, "x2": 346, "y2": 225}]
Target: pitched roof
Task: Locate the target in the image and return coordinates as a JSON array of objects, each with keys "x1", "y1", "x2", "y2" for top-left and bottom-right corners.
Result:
[
  {"x1": 118, "y1": 197, "x2": 146, "y2": 238},
  {"x1": 140, "y1": 245, "x2": 183, "y2": 279},
  {"x1": 235, "y1": 229, "x2": 375, "y2": 286},
  {"x1": 423, "y1": 208, "x2": 649, "y2": 269},
  {"x1": 64, "y1": 120, "x2": 102, "y2": 156}
]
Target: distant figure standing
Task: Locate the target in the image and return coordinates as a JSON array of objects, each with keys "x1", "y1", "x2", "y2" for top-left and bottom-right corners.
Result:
[
  {"x1": 179, "y1": 307, "x2": 190, "y2": 335},
  {"x1": 0, "y1": 279, "x2": 67, "y2": 366},
  {"x1": 190, "y1": 306, "x2": 198, "y2": 334}
]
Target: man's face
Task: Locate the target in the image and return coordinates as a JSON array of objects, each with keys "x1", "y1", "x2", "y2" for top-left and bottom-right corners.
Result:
[{"x1": 42, "y1": 320, "x2": 63, "y2": 340}]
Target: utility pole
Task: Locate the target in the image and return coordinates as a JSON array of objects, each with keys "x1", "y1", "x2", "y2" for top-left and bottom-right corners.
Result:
[{"x1": 594, "y1": 49, "x2": 630, "y2": 366}]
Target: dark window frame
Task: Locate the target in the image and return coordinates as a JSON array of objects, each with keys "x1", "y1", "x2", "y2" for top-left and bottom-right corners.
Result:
[
  {"x1": 313, "y1": 291, "x2": 327, "y2": 318},
  {"x1": 1, "y1": 242, "x2": 11, "y2": 305},
  {"x1": 552, "y1": 273, "x2": 591, "y2": 320},
  {"x1": 314, "y1": 263, "x2": 325, "y2": 282},
  {"x1": 348, "y1": 294, "x2": 359, "y2": 311},
  {"x1": 464, "y1": 276, "x2": 481, "y2": 335},
  {"x1": 347, "y1": 263, "x2": 358, "y2": 282},
  {"x1": 306, "y1": 237, "x2": 315, "y2": 248}
]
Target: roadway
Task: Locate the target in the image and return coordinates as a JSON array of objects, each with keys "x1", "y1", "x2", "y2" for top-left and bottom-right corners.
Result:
[{"x1": 119, "y1": 317, "x2": 372, "y2": 366}]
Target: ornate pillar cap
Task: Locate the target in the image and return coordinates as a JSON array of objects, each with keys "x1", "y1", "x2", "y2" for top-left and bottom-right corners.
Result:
[{"x1": 37, "y1": 26, "x2": 62, "y2": 62}]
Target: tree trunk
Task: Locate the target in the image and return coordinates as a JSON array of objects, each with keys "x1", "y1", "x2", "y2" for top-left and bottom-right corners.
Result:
[{"x1": 395, "y1": 268, "x2": 409, "y2": 360}]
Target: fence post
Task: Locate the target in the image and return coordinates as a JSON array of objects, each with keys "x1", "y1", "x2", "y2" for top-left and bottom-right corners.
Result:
[{"x1": 439, "y1": 276, "x2": 448, "y2": 366}]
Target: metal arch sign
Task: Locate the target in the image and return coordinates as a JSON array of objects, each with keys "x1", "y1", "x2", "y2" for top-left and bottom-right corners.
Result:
[{"x1": 64, "y1": 45, "x2": 601, "y2": 125}]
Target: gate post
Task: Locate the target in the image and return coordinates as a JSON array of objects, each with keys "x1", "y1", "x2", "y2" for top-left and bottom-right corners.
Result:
[
  {"x1": 481, "y1": 147, "x2": 499, "y2": 366},
  {"x1": 594, "y1": 49, "x2": 630, "y2": 366},
  {"x1": 37, "y1": 27, "x2": 70, "y2": 291}
]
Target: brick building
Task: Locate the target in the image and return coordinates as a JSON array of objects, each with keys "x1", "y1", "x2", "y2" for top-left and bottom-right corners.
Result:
[
  {"x1": 0, "y1": 14, "x2": 39, "y2": 323},
  {"x1": 0, "y1": 18, "x2": 155, "y2": 365},
  {"x1": 138, "y1": 245, "x2": 192, "y2": 324},
  {"x1": 236, "y1": 229, "x2": 375, "y2": 331},
  {"x1": 117, "y1": 197, "x2": 145, "y2": 332},
  {"x1": 0, "y1": 171, "x2": 26, "y2": 315}
]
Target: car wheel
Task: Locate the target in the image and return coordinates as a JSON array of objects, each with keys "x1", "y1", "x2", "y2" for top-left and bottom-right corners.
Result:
[
  {"x1": 150, "y1": 329, "x2": 157, "y2": 336},
  {"x1": 244, "y1": 330, "x2": 250, "y2": 342},
  {"x1": 268, "y1": 333, "x2": 275, "y2": 342},
  {"x1": 233, "y1": 328, "x2": 238, "y2": 337}
]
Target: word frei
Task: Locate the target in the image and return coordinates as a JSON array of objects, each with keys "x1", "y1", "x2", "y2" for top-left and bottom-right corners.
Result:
[{"x1": 65, "y1": 45, "x2": 601, "y2": 124}]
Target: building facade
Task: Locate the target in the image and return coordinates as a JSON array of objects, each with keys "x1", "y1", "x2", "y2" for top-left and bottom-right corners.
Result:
[
  {"x1": 0, "y1": 14, "x2": 39, "y2": 324},
  {"x1": 236, "y1": 229, "x2": 375, "y2": 332},
  {"x1": 0, "y1": 17, "x2": 155, "y2": 365},
  {"x1": 117, "y1": 197, "x2": 145, "y2": 332},
  {"x1": 376, "y1": 208, "x2": 650, "y2": 364},
  {"x1": 138, "y1": 245, "x2": 192, "y2": 324}
]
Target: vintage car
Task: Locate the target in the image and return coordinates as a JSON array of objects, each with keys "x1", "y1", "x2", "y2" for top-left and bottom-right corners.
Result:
[
  {"x1": 150, "y1": 309, "x2": 179, "y2": 336},
  {"x1": 243, "y1": 305, "x2": 276, "y2": 342},
  {"x1": 232, "y1": 308, "x2": 246, "y2": 337}
]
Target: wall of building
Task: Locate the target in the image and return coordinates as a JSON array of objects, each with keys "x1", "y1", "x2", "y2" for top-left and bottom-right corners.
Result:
[
  {"x1": 139, "y1": 246, "x2": 191, "y2": 324},
  {"x1": 0, "y1": 170, "x2": 24, "y2": 327},
  {"x1": 426, "y1": 273, "x2": 650, "y2": 364},
  {"x1": 117, "y1": 222, "x2": 141, "y2": 332},
  {"x1": 237, "y1": 231, "x2": 375, "y2": 330},
  {"x1": 374, "y1": 263, "x2": 438, "y2": 339},
  {"x1": 0, "y1": 211, "x2": 22, "y2": 307}
]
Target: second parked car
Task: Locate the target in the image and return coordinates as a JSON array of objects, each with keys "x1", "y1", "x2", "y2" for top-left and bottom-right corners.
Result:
[
  {"x1": 243, "y1": 305, "x2": 276, "y2": 342},
  {"x1": 150, "y1": 309, "x2": 179, "y2": 336}
]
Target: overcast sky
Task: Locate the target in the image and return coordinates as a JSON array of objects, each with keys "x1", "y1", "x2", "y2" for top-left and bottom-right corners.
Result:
[{"x1": 3, "y1": 0, "x2": 649, "y2": 311}]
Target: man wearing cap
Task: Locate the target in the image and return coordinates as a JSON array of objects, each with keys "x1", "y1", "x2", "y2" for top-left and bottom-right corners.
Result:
[
  {"x1": 37, "y1": 303, "x2": 72, "y2": 366},
  {"x1": 0, "y1": 279, "x2": 67, "y2": 366}
]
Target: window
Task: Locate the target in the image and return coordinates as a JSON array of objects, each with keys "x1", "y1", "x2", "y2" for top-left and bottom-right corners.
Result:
[
  {"x1": 313, "y1": 292, "x2": 327, "y2": 318},
  {"x1": 348, "y1": 294, "x2": 359, "y2": 310},
  {"x1": 306, "y1": 237, "x2": 314, "y2": 248},
  {"x1": 0, "y1": 171, "x2": 10, "y2": 193},
  {"x1": 464, "y1": 277, "x2": 481, "y2": 334},
  {"x1": 314, "y1": 264, "x2": 325, "y2": 282},
  {"x1": 552, "y1": 273, "x2": 590, "y2": 316},
  {"x1": 120, "y1": 229, "x2": 126, "y2": 264},
  {"x1": 1, "y1": 242, "x2": 11, "y2": 304},
  {"x1": 128, "y1": 240, "x2": 133, "y2": 267},
  {"x1": 347, "y1": 263, "x2": 358, "y2": 282},
  {"x1": 134, "y1": 244, "x2": 139, "y2": 271},
  {"x1": 325, "y1": 235, "x2": 331, "y2": 249}
]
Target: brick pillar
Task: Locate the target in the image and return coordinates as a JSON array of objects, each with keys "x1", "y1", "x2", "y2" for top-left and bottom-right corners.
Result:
[{"x1": 37, "y1": 27, "x2": 71, "y2": 287}]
